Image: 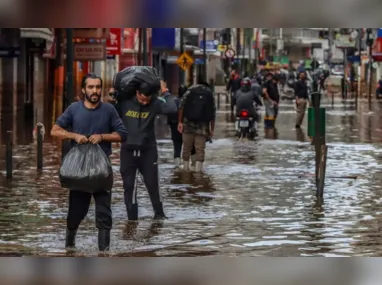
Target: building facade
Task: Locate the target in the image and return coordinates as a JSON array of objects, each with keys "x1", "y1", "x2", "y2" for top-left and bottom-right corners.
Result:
[
  {"x1": 261, "y1": 28, "x2": 331, "y2": 63},
  {"x1": 0, "y1": 28, "x2": 55, "y2": 145}
]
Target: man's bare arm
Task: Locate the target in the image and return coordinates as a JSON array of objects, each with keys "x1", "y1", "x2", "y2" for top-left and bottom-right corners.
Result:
[
  {"x1": 50, "y1": 124, "x2": 77, "y2": 140},
  {"x1": 262, "y1": 88, "x2": 270, "y2": 100},
  {"x1": 178, "y1": 107, "x2": 184, "y2": 123},
  {"x1": 101, "y1": 132, "x2": 122, "y2": 142}
]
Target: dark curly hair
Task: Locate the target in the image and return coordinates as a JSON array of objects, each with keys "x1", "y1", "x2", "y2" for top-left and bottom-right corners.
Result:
[{"x1": 81, "y1": 73, "x2": 103, "y2": 89}]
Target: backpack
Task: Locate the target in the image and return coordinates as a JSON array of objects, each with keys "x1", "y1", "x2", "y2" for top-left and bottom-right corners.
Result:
[{"x1": 183, "y1": 86, "x2": 214, "y2": 123}]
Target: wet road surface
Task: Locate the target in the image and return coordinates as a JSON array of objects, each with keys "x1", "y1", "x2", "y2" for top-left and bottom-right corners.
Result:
[{"x1": 1, "y1": 97, "x2": 382, "y2": 257}]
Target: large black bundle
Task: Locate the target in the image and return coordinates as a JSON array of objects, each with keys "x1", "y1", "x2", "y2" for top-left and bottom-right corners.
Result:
[
  {"x1": 113, "y1": 66, "x2": 161, "y2": 101},
  {"x1": 59, "y1": 144, "x2": 113, "y2": 193}
]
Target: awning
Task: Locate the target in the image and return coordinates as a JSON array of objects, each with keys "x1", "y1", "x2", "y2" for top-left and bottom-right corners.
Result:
[{"x1": 19, "y1": 28, "x2": 54, "y2": 43}]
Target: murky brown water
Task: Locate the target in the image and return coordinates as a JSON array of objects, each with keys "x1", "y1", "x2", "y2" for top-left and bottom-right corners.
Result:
[{"x1": 1, "y1": 97, "x2": 382, "y2": 256}]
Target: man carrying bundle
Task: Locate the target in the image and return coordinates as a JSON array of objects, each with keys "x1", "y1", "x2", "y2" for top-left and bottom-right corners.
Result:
[{"x1": 112, "y1": 66, "x2": 178, "y2": 221}]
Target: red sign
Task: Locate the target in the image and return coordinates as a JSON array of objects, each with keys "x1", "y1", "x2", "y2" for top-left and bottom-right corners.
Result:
[
  {"x1": 123, "y1": 28, "x2": 138, "y2": 51},
  {"x1": 106, "y1": 28, "x2": 122, "y2": 55},
  {"x1": 372, "y1": 37, "x2": 382, "y2": 61}
]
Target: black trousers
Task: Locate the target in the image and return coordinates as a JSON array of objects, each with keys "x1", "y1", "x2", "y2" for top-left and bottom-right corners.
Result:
[
  {"x1": 67, "y1": 190, "x2": 112, "y2": 231},
  {"x1": 169, "y1": 123, "x2": 182, "y2": 158},
  {"x1": 120, "y1": 145, "x2": 161, "y2": 208}
]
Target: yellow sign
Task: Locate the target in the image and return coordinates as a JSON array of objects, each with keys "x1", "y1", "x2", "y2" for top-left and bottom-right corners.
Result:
[
  {"x1": 217, "y1": 45, "x2": 227, "y2": 52},
  {"x1": 176, "y1": 52, "x2": 194, "y2": 71}
]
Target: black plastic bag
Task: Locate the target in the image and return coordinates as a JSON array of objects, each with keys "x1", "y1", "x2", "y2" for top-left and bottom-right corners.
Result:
[
  {"x1": 59, "y1": 144, "x2": 113, "y2": 193},
  {"x1": 113, "y1": 66, "x2": 161, "y2": 101}
]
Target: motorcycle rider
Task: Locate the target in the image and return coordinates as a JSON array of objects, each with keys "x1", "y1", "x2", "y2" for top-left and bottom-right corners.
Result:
[
  {"x1": 234, "y1": 77, "x2": 263, "y2": 136},
  {"x1": 226, "y1": 70, "x2": 241, "y2": 112},
  {"x1": 250, "y1": 76, "x2": 262, "y2": 97}
]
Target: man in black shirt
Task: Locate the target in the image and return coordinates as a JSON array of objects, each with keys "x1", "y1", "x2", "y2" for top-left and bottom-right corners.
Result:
[
  {"x1": 262, "y1": 73, "x2": 279, "y2": 128},
  {"x1": 294, "y1": 71, "x2": 311, "y2": 128}
]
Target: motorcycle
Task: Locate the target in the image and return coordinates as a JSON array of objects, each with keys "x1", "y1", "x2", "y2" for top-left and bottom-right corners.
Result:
[{"x1": 235, "y1": 109, "x2": 257, "y2": 140}]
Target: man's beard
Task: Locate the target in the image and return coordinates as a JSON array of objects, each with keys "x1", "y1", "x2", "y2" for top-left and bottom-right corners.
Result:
[{"x1": 85, "y1": 93, "x2": 101, "y2": 104}]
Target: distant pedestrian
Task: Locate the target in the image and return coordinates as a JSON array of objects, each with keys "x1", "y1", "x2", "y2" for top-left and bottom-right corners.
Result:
[
  {"x1": 178, "y1": 79, "x2": 216, "y2": 172},
  {"x1": 166, "y1": 82, "x2": 183, "y2": 167},
  {"x1": 294, "y1": 71, "x2": 311, "y2": 128},
  {"x1": 262, "y1": 73, "x2": 280, "y2": 128}
]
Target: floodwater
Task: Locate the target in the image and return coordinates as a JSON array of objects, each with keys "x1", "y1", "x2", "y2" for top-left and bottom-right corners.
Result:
[{"x1": 1, "y1": 96, "x2": 382, "y2": 257}]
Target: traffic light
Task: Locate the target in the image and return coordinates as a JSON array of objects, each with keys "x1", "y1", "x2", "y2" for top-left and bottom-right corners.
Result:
[
  {"x1": 222, "y1": 28, "x2": 231, "y2": 45},
  {"x1": 366, "y1": 28, "x2": 374, "y2": 47}
]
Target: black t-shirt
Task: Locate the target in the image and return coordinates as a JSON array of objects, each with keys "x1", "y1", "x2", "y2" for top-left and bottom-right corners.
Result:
[
  {"x1": 262, "y1": 81, "x2": 279, "y2": 102},
  {"x1": 295, "y1": 80, "x2": 309, "y2": 99}
]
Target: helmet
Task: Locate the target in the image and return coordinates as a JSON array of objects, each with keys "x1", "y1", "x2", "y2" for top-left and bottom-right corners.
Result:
[{"x1": 240, "y1": 77, "x2": 251, "y2": 91}]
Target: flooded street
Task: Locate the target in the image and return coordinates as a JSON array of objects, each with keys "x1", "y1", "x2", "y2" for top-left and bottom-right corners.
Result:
[{"x1": 1, "y1": 97, "x2": 382, "y2": 257}]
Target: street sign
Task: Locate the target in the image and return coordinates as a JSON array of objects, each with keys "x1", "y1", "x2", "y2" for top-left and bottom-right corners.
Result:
[
  {"x1": 0, "y1": 47, "x2": 21, "y2": 58},
  {"x1": 176, "y1": 52, "x2": 194, "y2": 71},
  {"x1": 73, "y1": 43, "x2": 106, "y2": 61},
  {"x1": 311, "y1": 42, "x2": 322, "y2": 49},
  {"x1": 199, "y1": 40, "x2": 218, "y2": 51},
  {"x1": 195, "y1": 58, "x2": 205, "y2": 65},
  {"x1": 225, "y1": 48, "x2": 235, "y2": 58},
  {"x1": 335, "y1": 35, "x2": 356, "y2": 48},
  {"x1": 350, "y1": 30, "x2": 358, "y2": 39},
  {"x1": 217, "y1": 45, "x2": 227, "y2": 52},
  {"x1": 106, "y1": 28, "x2": 122, "y2": 55}
]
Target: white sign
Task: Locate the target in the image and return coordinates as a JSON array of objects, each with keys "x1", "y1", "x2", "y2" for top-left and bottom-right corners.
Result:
[
  {"x1": 213, "y1": 40, "x2": 219, "y2": 45},
  {"x1": 351, "y1": 30, "x2": 358, "y2": 39},
  {"x1": 277, "y1": 39, "x2": 284, "y2": 51},
  {"x1": 335, "y1": 35, "x2": 356, "y2": 48},
  {"x1": 73, "y1": 43, "x2": 106, "y2": 61},
  {"x1": 373, "y1": 62, "x2": 378, "y2": 69},
  {"x1": 225, "y1": 48, "x2": 235, "y2": 58}
]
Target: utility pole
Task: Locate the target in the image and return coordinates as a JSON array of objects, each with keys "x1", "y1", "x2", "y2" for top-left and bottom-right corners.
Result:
[
  {"x1": 138, "y1": 28, "x2": 142, "y2": 65},
  {"x1": 254, "y1": 28, "x2": 260, "y2": 73},
  {"x1": 236, "y1": 28, "x2": 241, "y2": 74},
  {"x1": 222, "y1": 28, "x2": 231, "y2": 75},
  {"x1": 328, "y1": 28, "x2": 333, "y2": 76},
  {"x1": 203, "y1": 28, "x2": 207, "y2": 81},
  {"x1": 65, "y1": 28, "x2": 74, "y2": 109},
  {"x1": 142, "y1": 28, "x2": 148, "y2": 65},
  {"x1": 248, "y1": 32, "x2": 252, "y2": 76},
  {"x1": 366, "y1": 28, "x2": 374, "y2": 111},
  {"x1": 343, "y1": 48, "x2": 348, "y2": 99},
  {"x1": 356, "y1": 28, "x2": 363, "y2": 108},
  {"x1": 62, "y1": 28, "x2": 74, "y2": 160},
  {"x1": 179, "y1": 28, "x2": 185, "y2": 85},
  {"x1": 242, "y1": 30, "x2": 245, "y2": 76}
]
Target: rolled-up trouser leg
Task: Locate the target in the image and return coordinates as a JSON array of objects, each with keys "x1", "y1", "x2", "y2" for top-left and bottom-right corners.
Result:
[
  {"x1": 138, "y1": 147, "x2": 166, "y2": 218},
  {"x1": 194, "y1": 134, "x2": 207, "y2": 162},
  {"x1": 182, "y1": 132, "x2": 195, "y2": 162},
  {"x1": 170, "y1": 123, "x2": 182, "y2": 158},
  {"x1": 120, "y1": 146, "x2": 139, "y2": 220},
  {"x1": 296, "y1": 99, "x2": 307, "y2": 126}
]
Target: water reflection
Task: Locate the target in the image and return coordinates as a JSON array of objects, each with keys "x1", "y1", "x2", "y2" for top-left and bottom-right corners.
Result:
[
  {"x1": 169, "y1": 171, "x2": 216, "y2": 203},
  {"x1": 264, "y1": 127, "x2": 278, "y2": 140},
  {"x1": 123, "y1": 220, "x2": 164, "y2": 241},
  {"x1": 295, "y1": 128, "x2": 306, "y2": 142}
]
